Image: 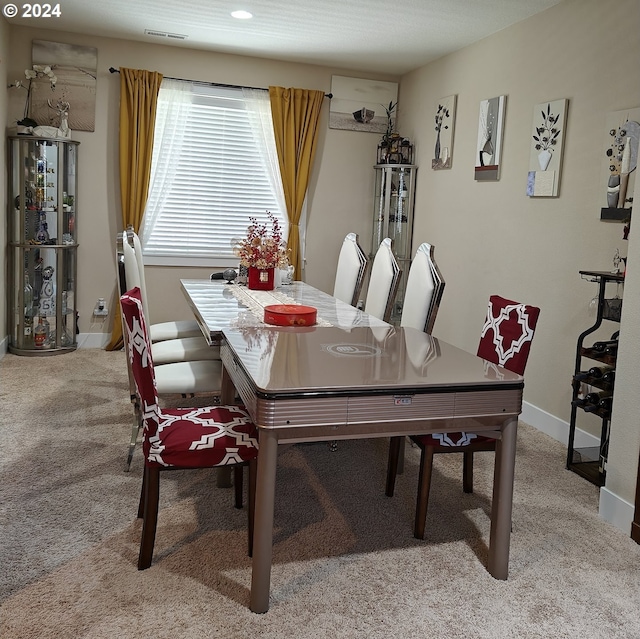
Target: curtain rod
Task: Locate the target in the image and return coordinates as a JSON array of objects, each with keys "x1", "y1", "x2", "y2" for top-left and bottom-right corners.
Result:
[{"x1": 108, "y1": 67, "x2": 332, "y2": 98}]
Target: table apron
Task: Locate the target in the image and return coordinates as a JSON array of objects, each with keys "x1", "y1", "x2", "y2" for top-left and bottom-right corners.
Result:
[{"x1": 244, "y1": 387, "x2": 521, "y2": 425}]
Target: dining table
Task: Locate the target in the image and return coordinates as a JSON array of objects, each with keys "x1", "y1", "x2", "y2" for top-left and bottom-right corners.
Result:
[{"x1": 181, "y1": 279, "x2": 524, "y2": 614}]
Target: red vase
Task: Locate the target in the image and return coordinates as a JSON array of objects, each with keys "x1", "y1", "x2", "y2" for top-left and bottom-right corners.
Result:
[{"x1": 247, "y1": 267, "x2": 275, "y2": 290}]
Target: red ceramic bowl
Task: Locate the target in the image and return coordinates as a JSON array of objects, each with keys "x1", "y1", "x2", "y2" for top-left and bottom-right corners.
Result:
[{"x1": 263, "y1": 304, "x2": 317, "y2": 327}]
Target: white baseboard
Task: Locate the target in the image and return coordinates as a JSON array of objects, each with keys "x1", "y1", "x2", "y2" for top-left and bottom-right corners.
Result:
[
  {"x1": 599, "y1": 487, "x2": 634, "y2": 535},
  {"x1": 77, "y1": 332, "x2": 111, "y2": 349},
  {"x1": 521, "y1": 400, "x2": 634, "y2": 535},
  {"x1": 0, "y1": 335, "x2": 7, "y2": 359},
  {"x1": 520, "y1": 400, "x2": 599, "y2": 448}
]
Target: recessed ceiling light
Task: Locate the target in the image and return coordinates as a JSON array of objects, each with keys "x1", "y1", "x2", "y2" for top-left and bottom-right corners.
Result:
[{"x1": 231, "y1": 10, "x2": 253, "y2": 19}]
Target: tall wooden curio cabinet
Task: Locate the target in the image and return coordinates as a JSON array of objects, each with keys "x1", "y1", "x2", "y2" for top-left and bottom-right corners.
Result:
[
  {"x1": 7, "y1": 136, "x2": 79, "y2": 355},
  {"x1": 371, "y1": 163, "x2": 417, "y2": 323}
]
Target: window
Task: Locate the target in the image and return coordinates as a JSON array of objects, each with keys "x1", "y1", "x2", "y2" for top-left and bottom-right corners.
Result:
[{"x1": 141, "y1": 81, "x2": 287, "y2": 267}]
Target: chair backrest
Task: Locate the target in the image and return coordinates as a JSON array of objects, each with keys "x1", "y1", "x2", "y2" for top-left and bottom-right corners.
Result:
[
  {"x1": 400, "y1": 242, "x2": 445, "y2": 334},
  {"x1": 332, "y1": 232, "x2": 368, "y2": 307},
  {"x1": 120, "y1": 287, "x2": 160, "y2": 429},
  {"x1": 476, "y1": 295, "x2": 540, "y2": 375},
  {"x1": 130, "y1": 231, "x2": 152, "y2": 320},
  {"x1": 116, "y1": 230, "x2": 140, "y2": 399},
  {"x1": 364, "y1": 238, "x2": 401, "y2": 322}
]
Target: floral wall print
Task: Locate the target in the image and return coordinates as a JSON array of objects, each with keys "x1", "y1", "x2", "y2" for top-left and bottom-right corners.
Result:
[
  {"x1": 432, "y1": 95, "x2": 457, "y2": 170},
  {"x1": 600, "y1": 107, "x2": 639, "y2": 221},
  {"x1": 526, "y1": 99, "x2": 568, "y2": 197},
  {"x1": 475, "y1": 95, "x2": 507, "y2": 181}
]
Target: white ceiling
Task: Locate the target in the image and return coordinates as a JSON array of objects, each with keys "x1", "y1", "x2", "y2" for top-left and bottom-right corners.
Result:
[{"x1": 8, "y1": 0, "x2": 563, "y2": 75}]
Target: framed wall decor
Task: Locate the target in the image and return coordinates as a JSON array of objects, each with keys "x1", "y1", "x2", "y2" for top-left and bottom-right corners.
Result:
[
  {"x1": 31, "y1": 40, "x2": 98, "y2": 132},
  {"x1": 329, "y1": 76, "x2": 398, "y2": 134},
  {"x1": 474, "y1": 95, "x2": 507, "y2": 181},
  {"x1": 599, "y1": 107, "x2": 639, "y2": 221},
  {"x1": 526, "y1": 98, "x2": 568, "y2": 197},
  {"x1": 432, "y1": 94, "x2": 457, "y2": 170}
]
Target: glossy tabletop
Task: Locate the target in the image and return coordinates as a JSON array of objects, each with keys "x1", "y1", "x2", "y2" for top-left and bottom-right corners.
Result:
[
  {"x1": 222, "y1": 324, "x2": 522, "y2": 398},
  {"x1": 180, "y1": 279, "x2": 389, "y2": 344}
]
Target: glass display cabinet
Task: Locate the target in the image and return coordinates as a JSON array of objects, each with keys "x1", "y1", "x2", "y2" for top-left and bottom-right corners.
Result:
[
  {"x1": 7, "y1": 136, "x2": 79, "y2": 355},
  {"x1": 371, "y1": 163, "x2": 417, "y2": 323}
]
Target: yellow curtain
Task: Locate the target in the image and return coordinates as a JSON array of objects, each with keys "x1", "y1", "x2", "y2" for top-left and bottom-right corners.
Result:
[
  {"x1": 105, "y1": 68, "x2": 163, "y2": 351},
  {"x1": 268, "y1": 86, "x2": 324, "y2": 279}
]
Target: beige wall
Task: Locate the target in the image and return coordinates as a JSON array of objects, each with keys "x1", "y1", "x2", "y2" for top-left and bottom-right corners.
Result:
[
  {"x1": 398, "y1": 0, "x2": 639, "y2": 512},
  {"x1": 4, "y1": 25, "x2": 397, "y2": 337}
]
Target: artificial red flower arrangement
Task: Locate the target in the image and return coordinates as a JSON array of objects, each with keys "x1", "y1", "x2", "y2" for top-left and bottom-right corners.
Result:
[{"x1": 234, "y1": 212, "x2": 289, "y2": 269}]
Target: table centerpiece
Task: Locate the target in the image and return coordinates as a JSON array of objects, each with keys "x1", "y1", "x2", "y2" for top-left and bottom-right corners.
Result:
[{"x1": 234, "y1": 213, "x2": 289, "y2": 290}]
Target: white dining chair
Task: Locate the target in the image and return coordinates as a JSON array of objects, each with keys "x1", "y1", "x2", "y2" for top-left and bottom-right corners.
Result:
[
  {"x1": 400, "y1": 242, "x2": 445, "y2": 334},
  {"x1": 128, "y1": 229, "x2": 205, "y2": 343},
  {"x1": 364, "y1": 237, "x2": 401, "y2": 322},
  {"x1": 332, "y1": 232, "x2": 368, "y2": 307}
]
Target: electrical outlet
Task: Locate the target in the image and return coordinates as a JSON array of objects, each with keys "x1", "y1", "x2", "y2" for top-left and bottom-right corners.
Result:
[{"x1": 93, "y1": 298, "x2": 108, "y2": 316}]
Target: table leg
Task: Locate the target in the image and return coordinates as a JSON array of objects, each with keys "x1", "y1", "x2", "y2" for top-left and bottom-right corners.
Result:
[
  {"x1": 488, "y1": 415, "x2": 517, "y2": 580},
  {"x1": 250, "y1": 429, "x2": 278, "y2": 613},
  {"x1": 216, "y1": 362, "x2": 236, "y2": 488}
]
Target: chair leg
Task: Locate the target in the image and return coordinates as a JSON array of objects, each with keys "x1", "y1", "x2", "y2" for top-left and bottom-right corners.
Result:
[
  {"x1": 137, "y1": 465, "x2": 146, "y2": 519},
  {"x1": 463, "y1": 451, "x2": 474, "y2": 493},
  {"x1": 414, "y1": 445, "x2": 435, "y2": 539},
  {"x1": 234, "y1": 465, "x2": 243, "y2": 509},
  {"x1": 247, "y1": 458, "x2": 257, "y2": 557},
  {"x1": 138, "y1": 466, "x2": 160, "y2": 570},
  {"x1": 125, "y1": 405, "x2": 142, "y2": 471},
  {"x1": 386, "y1": 436, "x2": 403, "y2": 497}
]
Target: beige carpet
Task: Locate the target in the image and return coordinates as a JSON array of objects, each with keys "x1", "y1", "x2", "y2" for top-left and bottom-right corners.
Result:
[{"x1": 1, "y1": 348, "x2": 640, "y2": 638}]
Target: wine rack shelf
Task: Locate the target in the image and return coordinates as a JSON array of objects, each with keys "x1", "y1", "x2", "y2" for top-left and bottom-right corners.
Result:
[{"x1": 566, "y1": 270, "x2": 624, "y2": 486}]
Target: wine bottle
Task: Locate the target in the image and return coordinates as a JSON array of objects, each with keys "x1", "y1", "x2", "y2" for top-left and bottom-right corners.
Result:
[
  {"x1": 597, "y1": 396, "x2": 613, "y2": 415},
  {"x1": 604, "y1": 342, "x2": 619, "y2": 356},
  {"x1": 34, "y1": 315, "x2": 49, "y2": 349},
  {"x1": 582, "y1": 391, "x2": 612, "y2": 412},
  {"x1": 583, "y1": 391, "x2": 611, "y2": 405},
  {"x1": 573, "y1": 365, "x2": 612, "y2": 381},
  {"x1": 585, "y1": 396, "x2": 613, "y2": 417},
  {"x1": 591, "y1": 339, "x2": 618, "y2": 352},
  {"x1": 601, "y1": 369, "x2": 616, "y2": 386}
]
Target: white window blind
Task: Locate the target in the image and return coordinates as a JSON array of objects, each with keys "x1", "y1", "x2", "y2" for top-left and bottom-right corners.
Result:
[{"x1": 141, "y1": 83, "x2": 286, "y2": 266}]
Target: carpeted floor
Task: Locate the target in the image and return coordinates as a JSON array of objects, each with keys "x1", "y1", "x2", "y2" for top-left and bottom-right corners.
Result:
[{"x1": 1, "y1": 348, "x2": 640, "y2": 638}]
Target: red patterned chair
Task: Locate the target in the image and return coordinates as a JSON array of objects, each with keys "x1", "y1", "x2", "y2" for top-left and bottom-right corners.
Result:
[
  {"x1": 120, "y1": 287, "x2": 259, "y2": 569},
  {"x1": 386, "y1": 295, "x2": 540, "y2": 539}
]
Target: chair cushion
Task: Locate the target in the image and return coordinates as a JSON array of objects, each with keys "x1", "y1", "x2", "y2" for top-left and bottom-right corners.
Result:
[
  {"x1": 144, "y1": 404, "x2": 259, "y2": 468},
  {"x1": 149, "y1": 320, "x2": 204, "y2": 343},
  {"x1": 152, "y1": 336, "x2": 221, "y2": 365},
  {"x1": 154, "y1": 360, "x2": 223, "y2": 395},
  {"x1": 476, "y1": 295, "x2": 540, "y2": 375}
]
